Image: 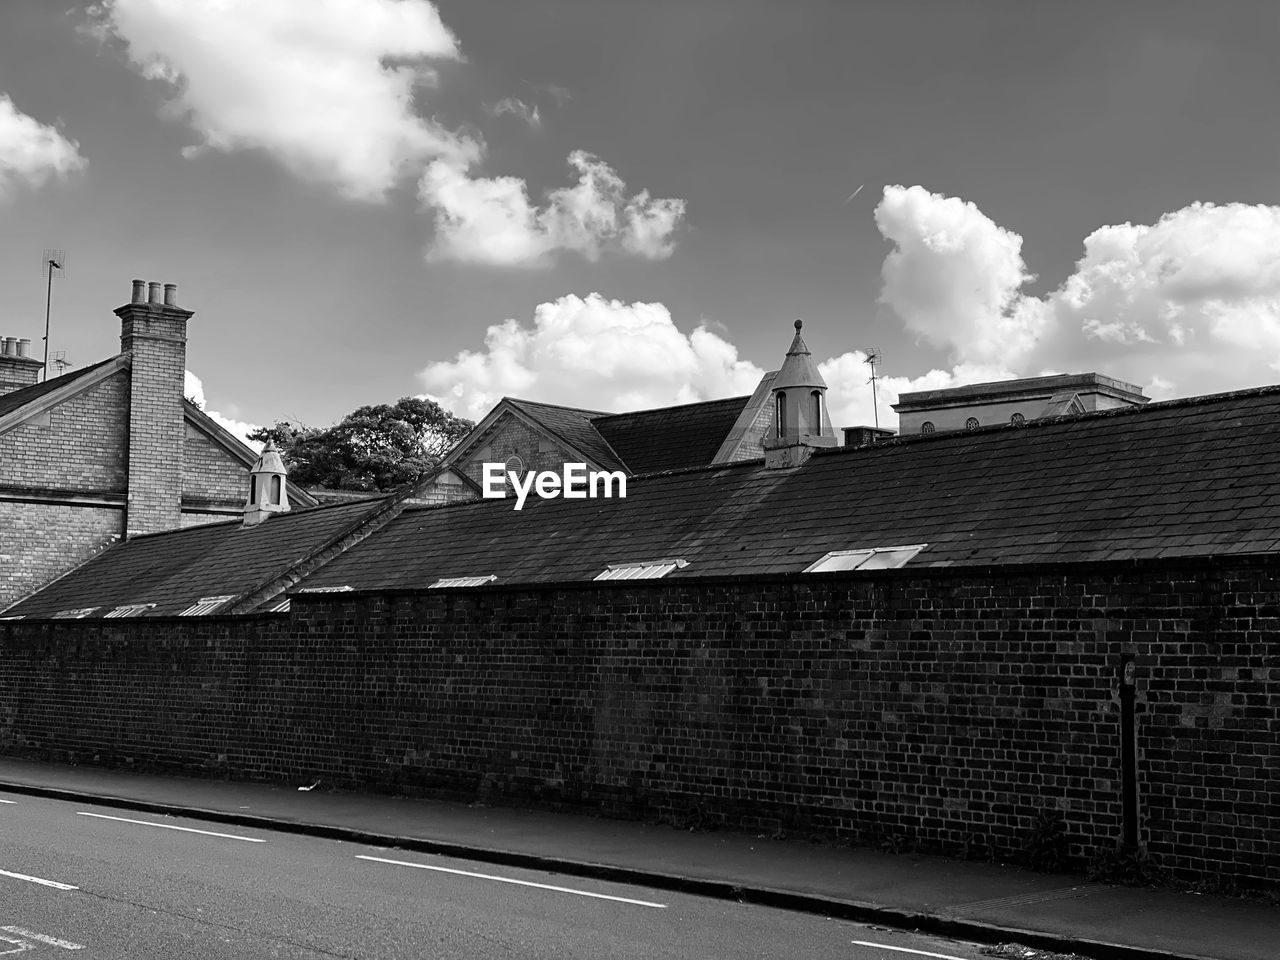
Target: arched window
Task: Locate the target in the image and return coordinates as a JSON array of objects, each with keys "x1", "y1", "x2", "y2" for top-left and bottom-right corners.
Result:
[
  {"x1": 810, "y1": 390, "x2": 822, "y2": 430},
  {"x1": 775, "y1": 392, "x2": 787, "y2": 438},
  {"x1": 1010, "y1": 412, "x2": 1026, "y2": 427},
  {"x1": 921, "y1": 421, "x2": 935, "y2": 436},
  {"x1": 270, "y1": 474, "x2": 282, "y2": 504},
  {"x1": 965, "y1": 417, "x2": 980, "y2": 431},
  {"x1": 249, "y1": 479, "x2": 258, "y2": 505}
]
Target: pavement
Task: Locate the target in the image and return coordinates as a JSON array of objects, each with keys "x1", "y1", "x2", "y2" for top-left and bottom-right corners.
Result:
[{"x1": 0, "y1": 758, "x2": 1272, "y2": 960}]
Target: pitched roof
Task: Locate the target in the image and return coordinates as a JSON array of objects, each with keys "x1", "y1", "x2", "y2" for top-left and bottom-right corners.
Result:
[
  {"x1": 0, "y1": 357, "x2": 117, "y2": 420},
  {"x1": 504, "y1": 398, "x2": 625, "y2": 472},
  {"x1": 296, "y1": 384, "x2": 1280, "y2": 590},
  {"x1": 2, "y1": 500, "x2": 385, "y2": 618},
  {"x1": 591, "y1": 396, "x2": 750, "y2": 475}
]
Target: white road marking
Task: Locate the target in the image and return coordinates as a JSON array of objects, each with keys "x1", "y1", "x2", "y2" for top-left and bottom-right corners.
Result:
[
  {"x1": 356, "y1": 855, "x2": 667, "y2": 909},
  {"x1": 0, "y1": 933, "x2": 30, "y2": 955},
  {"x1": 0, "y1": 799, "x2": 16, "y2": 804},
  {"x1": 0, "y1": 870, "x2": 78, "y2": 891},
  {"x1": 848, "y1": 941, "x2": 970, "y2": 960},
  {"x1": 76, "y1": 812, "x2": 265, "y2": 843},
  {"x1": 1, "y1": 928, "x2": 84, "y2": 950}
]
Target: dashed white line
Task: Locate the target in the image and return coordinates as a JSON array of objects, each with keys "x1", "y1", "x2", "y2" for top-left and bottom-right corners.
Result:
[
  {"x1": 848, "y1": 941, "x2": 970, "y2": 960},
  {"x1": 0, "y1": 869, "x2": 78, "y2": 891},
  {"x1": 1, "y1": 928, "x2": 84, "y2": 950},
  {"x1": 76, "y1": 812, "x2": 265, "y2": 843},
  {"x1": 0, "y1": 799, "x2": 16, "y2": 804},
  {"x1": 356, "y1": 855, "x2": 667, "y2": 908}
]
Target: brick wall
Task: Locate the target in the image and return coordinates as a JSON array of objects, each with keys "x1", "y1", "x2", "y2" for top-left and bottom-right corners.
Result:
[
  {"x1": 458, "y1": 413, "x2": 579, "y2": 489},
  {"x1": 0, "y1": 372, "x2": 129, "y2": 490},
  {"x1": 2, "y1": 558, "x2": 1277, "y2": 888},
  {"x1": 182, "y1": 424, "x2": 249, "y2": 504},
  {"x1": 0, "y1": 502, "x2": 121, "y2": 610}
]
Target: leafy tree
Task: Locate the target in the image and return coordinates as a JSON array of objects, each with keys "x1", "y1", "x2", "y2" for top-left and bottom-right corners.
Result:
[{"x1": 249, "y1": 396, "x2": 473, "y2": 491}]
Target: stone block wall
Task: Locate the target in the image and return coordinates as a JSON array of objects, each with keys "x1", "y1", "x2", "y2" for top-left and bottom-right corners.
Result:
[{"x1": 2, "y1": 558, "x2": 1277, "y2": 888}]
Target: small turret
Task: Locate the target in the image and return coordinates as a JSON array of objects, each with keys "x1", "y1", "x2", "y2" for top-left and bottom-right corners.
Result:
[
  {"x1": 763, "y1": 320, "x2": 836, "y2": 468},
  {"x1": 243, "y1": 439, "x2": 290, "y2": 527}
]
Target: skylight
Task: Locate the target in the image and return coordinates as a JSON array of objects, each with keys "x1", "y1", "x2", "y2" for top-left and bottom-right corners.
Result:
[
  {"x1": 269, "y1": 598, "x2": 291, "y2": 613},
  {"x1": 430, "y1": 576, "x2": 498, "y2": 589},
  {"x1": 804, "y1": 544, "x2": 926, "y2": 573},
  {"x1": 52, "y1": 607, "x2": 99, "y2": 619},
  {"x1": 179, "y1": 595, "x2": 235, "y2": 617},
  {"x1": 595, "y1": 558, "x2": 689, "y2": 581},
  {"x1": 103, "y1": 603, "x2": 157, "y2": 619},
  {"x1": 294, "y1": 585, "x2": 354, "y2": 593}
]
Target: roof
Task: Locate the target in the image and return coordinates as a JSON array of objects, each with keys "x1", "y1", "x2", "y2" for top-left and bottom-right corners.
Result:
[
  {"x1": 504, "y1": 398, "x2": 626, "y2": 472},
  {"x1": 295, "y1": 384, "x2": 1280, "y2": 590},
  {"x1": 591, "y1": 396, "x2": 750, "y2": 474},
  {"x1": 2, "y1": 499, "x2": 386, "y2": 618},
  {"x1": 0, "y1": 357, "x2": 117, "y2": 420},
  {"x1": 771, "y1": 320, "x2": 826, "y2": 391},
  {"x1": 894, "y1": 372, "x2": 1148, "y2": 410}
]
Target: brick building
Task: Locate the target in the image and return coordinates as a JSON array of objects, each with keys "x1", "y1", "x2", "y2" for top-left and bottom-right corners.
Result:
[{"x1": 0, "y1": 279, "x2": 316, "y2": 611}]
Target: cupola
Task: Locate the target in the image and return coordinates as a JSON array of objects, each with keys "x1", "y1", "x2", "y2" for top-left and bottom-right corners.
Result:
[
  {"x1": 763, "y1": 320, "x2": 836, "y2": 468},
  {"x1": 243, "y1": 439, "x2": 290, "y2": 527}
]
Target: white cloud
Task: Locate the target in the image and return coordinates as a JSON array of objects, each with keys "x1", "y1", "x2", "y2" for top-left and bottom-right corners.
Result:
[
  {"x1": 420, "y1": 151, "x2": 686, "y2": 266},
  {"x1": 868, "y1": 186, "x2": 1280, "y2": 415},
  {"x1": 0, "y1": 94, "x2": 86, "y2": 197},
  {"x1": 185, "y1": 370, "x2": 263, "y2": 449},
  {"x1": 485, "y1": 97, "x2": 541, "y2": 128},
  {"x1": 418, "y1": 293, "x2": 761, "y2": 419},
  {"x1": 91, "y1": 0, "x2": 478, "y2": 201}
]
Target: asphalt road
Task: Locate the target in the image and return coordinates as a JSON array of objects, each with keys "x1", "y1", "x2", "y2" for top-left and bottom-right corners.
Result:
[{"x1": 1, "y1": 790, "x2": 995, "y2": 960}]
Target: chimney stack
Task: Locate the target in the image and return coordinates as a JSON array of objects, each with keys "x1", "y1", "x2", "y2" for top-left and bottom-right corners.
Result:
[
  {"x1": 0, "y1": 332, "x2": 44, "y2": 396},
  {"x1": 115, "y1": 278, "x2": 195, "y2": 538}
]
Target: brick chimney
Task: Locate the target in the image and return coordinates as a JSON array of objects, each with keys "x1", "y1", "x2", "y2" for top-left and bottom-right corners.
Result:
[
  {"x1": 0, "y1": 336, "x2": 42, "y2": 396},
  {"x1": 114, "y1": 279, "x2": 194, "y2": 538}
]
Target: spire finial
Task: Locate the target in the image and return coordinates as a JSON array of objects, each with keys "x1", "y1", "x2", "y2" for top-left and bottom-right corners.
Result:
[{"x1": 794, "y1": 318, "x2": 803, "y2": 331}]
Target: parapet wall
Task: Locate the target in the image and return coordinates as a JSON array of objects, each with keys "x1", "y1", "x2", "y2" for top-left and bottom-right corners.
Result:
[{"x1": 2, "y1": 559, "x2": 1276, "y2": 888}]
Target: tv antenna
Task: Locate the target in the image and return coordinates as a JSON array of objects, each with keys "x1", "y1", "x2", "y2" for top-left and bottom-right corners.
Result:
[
  {"x1": 862, "y1": 347, "x2": 882, "y2": 428},
  {"x1": 50, "y1": 350, "x2": 69, "y2": 377},
  {"x1": 41, "y1": 250, "x2": 66, "y2": 382}
]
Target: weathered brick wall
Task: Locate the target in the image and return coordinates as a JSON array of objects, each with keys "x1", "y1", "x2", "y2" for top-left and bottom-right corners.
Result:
[
  {"x1": 0, "y1": 502, "x2": 122, "y2": 611},
  {"x1": 458, "y1": 413, "x2": 582, "y2": 488},
  {"x1": 2, "y1": 559, "x2": 1277, "y2": 888},
  {"x1": 0, "y1": 372, "x2": 129, "y2": 490},
  {"x1": 182, "y1": 425, "x2": 249, "y2": 505}
]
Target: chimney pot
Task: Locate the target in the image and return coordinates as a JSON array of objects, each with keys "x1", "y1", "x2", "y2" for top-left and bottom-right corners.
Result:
[
  {"x1": 1, "y1": 338, "x2": 12, "y2": 357},
  {"x1": 148, "y1": 281, "x2": 162, "y2": 304},
  {"x1": 163, "y1": 283, "x2": 177, "y2": 306},
  {"x1": 131, "y1": 279, "x2": 146, "y2": 303},
  {"x1": 17, "y1": 338, "x2": 30, "y2": 358}
]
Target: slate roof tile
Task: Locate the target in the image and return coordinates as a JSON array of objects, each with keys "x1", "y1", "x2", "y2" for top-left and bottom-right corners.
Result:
[
  {"x1": 591, "y1": 397, "x2": 750, "y2": 474},
  {"x1": 0, "y1": 358, "x2": 116, "y2": 419}
]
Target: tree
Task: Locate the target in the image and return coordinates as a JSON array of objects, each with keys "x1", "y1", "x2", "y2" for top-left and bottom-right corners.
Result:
[{"x1": 248, "y1": 396, "x2": 474, "y2": 491}]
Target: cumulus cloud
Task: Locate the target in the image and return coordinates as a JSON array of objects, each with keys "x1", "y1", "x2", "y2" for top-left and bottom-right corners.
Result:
[
  {"x1": 418, "y1": 293, "x2": 761, "y2": 419},
  {"x1": 0, "y1": 94, "x2": 86, "y2": 197},
  {"x1": 485, "y1": 97, "x2": 541, "y2": 128},
  {"x1": 419, "y1": 151, "x2": 686, "y2": 266},
  {"x1": 185, "y1": 370, "x2": 263, "y2": 449},
  {"x1": 873, "y1": 185, "x2": 1280, "y2": 404},
  {"x1": 90, "y1": 0, "x2": 478, "y2": 201}
]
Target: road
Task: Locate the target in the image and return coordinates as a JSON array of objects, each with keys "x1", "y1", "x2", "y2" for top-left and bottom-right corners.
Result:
[{"x1": 1, "y1": 790, "x2": 995, "y2": 960}]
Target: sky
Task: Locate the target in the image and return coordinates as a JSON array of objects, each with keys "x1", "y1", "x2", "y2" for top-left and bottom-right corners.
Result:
[{"x1": 3, "y1": 0, "x2": 1280, "y2": 442}]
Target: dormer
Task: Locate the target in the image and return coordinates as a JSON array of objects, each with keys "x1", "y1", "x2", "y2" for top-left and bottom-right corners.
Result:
[{"x1": 243, "y1": 439, "x2": 290, "y2": 527}]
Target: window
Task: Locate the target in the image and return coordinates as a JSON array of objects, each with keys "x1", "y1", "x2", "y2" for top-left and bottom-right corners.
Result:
[
  {"x1": 595, "y1": 558, "x2": 689, "y2": 580},
  {"x1": 804, "y1": 544, "x2": 926, "y2": 573},
  {"x1": 270, "y1": 474, "x2": 282, "y2": 503},
  {"x1": 430, "y1": 576, "x2": 498, "y2": 589},
  {"x1": 104, "y1": 603, "x2": 156, "y2": 619},
  {"x1": 920, "y1": 421, "x2": 935, "y2": 435},
  {"x1": 52, "y1": 607, "x2": 99, "y2": 619},
  {"x1": 1010, "y1": 412, "x2": 1026, "y2": 426},
  {"x1": 249, "y1": 480, "x2": 258, "y2": 505},
  {"x1": 810, "y1": 390, "x2": 822, "y2": 428},
  {"x1": 268, "y1": 597, "x2": 291, "y2": 613},
  {"x1": 179, "y1": 595, "x2": 235, "y2": 616},
  {"x1": 965, "y1": 417, "x2": 980, "y2": 431},
  {"x1": 775, "y1": 392, "x2": 787, "y2": 437}
]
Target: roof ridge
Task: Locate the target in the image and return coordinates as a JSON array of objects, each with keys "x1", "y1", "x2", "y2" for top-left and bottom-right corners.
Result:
[
  {"x1": 589, "y1": 395, "x2": 751, "y2": 422},
  {"x1": 506, "y1": 397, "x2": 610, "y2": 417}
]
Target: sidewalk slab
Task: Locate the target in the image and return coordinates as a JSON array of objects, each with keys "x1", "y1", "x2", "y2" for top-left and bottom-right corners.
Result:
[{"x1": 0, "y1": 758, "x2": 1272, "y2": 960}]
